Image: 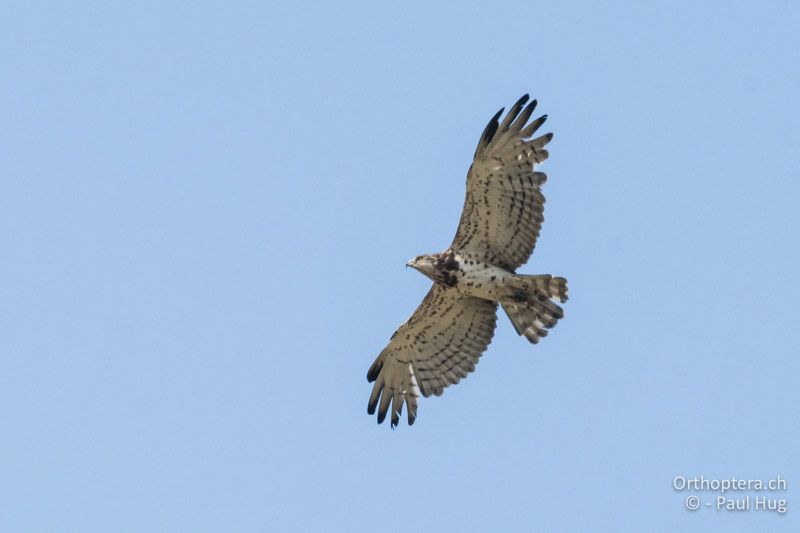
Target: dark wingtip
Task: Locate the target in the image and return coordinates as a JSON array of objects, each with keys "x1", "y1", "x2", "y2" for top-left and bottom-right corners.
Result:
[
  {"x1": 367, "y1": 394, "x2": 378, "y2": 415},
  {"x1": 477, "y1": 109, "x2": 503, "y2": 152},
  {"x1": 391, "y1": 403, "x2": 401, "y2": 428},
  {"x1": 495, "y1": 94, "x2": 533, "y2": 135},
  {"x1": 366, "y1": 360, "x2": 382, "y2": 382}
]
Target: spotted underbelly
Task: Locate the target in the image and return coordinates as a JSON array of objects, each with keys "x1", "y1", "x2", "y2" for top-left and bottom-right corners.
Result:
[{"x1": 454, "y1": 256, "x2": 514, "y2": 301}]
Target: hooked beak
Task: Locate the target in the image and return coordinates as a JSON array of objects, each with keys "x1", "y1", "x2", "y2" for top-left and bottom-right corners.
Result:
[{"x1": 406, "y1": 259, "x2": 414, "y2": 269}]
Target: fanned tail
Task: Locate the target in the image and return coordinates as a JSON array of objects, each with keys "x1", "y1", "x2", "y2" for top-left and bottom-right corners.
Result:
[{"x1": 501, "y1": 275, "x2": 568, "y2": 344}]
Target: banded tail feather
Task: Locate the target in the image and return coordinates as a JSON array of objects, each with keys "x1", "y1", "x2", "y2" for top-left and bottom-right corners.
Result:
[{"x1": 502, "y1": 274, "x2": 568, "y2": 344}]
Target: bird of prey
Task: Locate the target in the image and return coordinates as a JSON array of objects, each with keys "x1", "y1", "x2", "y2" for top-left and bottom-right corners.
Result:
[{"x1": 367, "y1": 94, "x2": 568, "y2": 428}]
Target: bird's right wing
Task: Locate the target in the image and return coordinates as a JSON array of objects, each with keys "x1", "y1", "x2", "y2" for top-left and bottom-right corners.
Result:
[{"x1": 367, "y1": 284, "x2": 498, "y2": 427}]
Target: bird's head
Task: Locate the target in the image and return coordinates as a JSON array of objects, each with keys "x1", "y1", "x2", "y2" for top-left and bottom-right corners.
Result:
[{"x1": 406, "y1": 253, "x2": 439, "y2": 279}]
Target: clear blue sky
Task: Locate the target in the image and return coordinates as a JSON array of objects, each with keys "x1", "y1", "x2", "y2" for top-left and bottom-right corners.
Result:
[{"x1": 2, "y1": 2, "x2": 799, "y2": 532}]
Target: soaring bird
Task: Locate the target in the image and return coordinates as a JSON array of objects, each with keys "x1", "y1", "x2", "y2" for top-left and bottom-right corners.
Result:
[{"x1": 367, "y1": 95, "x2": 568, "y2": 427}]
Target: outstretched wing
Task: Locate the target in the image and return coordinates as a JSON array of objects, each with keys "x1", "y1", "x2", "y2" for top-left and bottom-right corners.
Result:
[
  {"x1": 367, "y1": 285, "x2": 498, "y2": 427},
  {"x1": 451, "y1": 94, "x2": 553, "y2": 271}
]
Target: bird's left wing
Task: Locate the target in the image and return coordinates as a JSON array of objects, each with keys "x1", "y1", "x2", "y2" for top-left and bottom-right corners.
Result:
[
  {"x1": 367, "y1": 284, "x2": 498, "y2": 427},
  {"x1": 451, "y1": 94, "x2": 553, "y2": 271}
]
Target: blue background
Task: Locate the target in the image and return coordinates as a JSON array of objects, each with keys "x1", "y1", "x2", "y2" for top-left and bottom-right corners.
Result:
[{"x1": 2, "y1": 2, "x2": 798, "y2": 531}]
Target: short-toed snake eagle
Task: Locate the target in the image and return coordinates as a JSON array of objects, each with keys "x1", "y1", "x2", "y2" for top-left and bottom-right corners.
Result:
[{"x1": 367, "y1": 95, "x2": 568, "y2": 427}]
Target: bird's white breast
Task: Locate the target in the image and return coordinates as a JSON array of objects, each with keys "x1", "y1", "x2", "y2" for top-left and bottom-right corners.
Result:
[{"x1": 453, "y1": 253, "x2": 514, "y2": 301}]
